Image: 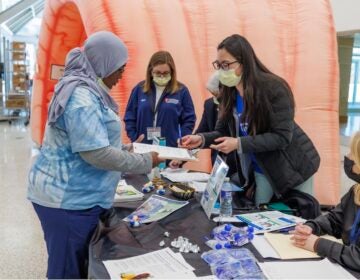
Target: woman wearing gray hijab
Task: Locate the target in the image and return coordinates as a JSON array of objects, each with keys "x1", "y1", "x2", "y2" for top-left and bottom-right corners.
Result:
[{"x1": 27, "y1": 31, "x2": 161, "y2": 279}]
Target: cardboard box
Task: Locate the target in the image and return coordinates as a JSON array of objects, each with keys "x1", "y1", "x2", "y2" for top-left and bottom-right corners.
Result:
[
  {"x1": 13, "y1": 64, "x2": 26, "y2": 73},
  {"x1": 12, "y1": 42, "x2": 26, "y2": 51},
  {"x1": 12, "y1": 81, "x2": 26, "y2": 91},
  {"x1": 12, "y1": 52, "x2": 26, "y2": 61},
  {"x1": 6, "y1": 97, "x2": 26, "y2": 108},
  {"x1": 7, "y1": 93, "x2": 26, "y2": 100},
  {"x1": 13, "y1": 75, "x2": 26, "y2": 84}
]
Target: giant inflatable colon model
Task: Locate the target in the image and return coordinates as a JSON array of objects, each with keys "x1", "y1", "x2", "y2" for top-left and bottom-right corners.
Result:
[{"x1": 31, "y1": 0, "x2": 339, "y2": 205}]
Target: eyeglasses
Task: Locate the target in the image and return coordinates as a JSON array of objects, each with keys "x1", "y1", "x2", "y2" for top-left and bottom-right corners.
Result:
[
  {"x1": 212, "y1": 60, "x2": 239, "y2": 71},
  {"x1": 152, "y1": 71, "x2": 171, "y2": 77}
]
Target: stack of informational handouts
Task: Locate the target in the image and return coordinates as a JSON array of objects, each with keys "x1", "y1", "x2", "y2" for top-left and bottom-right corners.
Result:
[
  {"x1": 162, "y1": 172, "x2": 210, "y2": 183},
  {"x1": 214, "y1": 210, "x2": 305, "y2": 233},
  {"x1": 103, "y1": 248, "x2": 197, "y2": 279},
  {"x1": 123, "y1": 195, "x2": 189, "y2": 223},
  {"x1": 114, "y1": 180, "x2": 144, "y2": 203}
]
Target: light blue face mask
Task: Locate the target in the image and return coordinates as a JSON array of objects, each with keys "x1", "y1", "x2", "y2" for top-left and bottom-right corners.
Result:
[{"x1": 218, "y1": 69, "x2": 242, "y2": 87}]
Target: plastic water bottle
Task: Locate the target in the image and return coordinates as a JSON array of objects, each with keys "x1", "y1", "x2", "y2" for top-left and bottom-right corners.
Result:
[{"x1": 220, "y1": 180, "x2": 233, "y2": 217}]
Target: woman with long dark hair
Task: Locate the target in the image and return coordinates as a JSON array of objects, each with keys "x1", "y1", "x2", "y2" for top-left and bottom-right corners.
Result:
[{"x1": 181, "y1": 34, "x2": 320, "y2": 206}]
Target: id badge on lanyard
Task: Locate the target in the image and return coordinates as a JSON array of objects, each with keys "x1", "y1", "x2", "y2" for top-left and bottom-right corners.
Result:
[
  {"x1": 147, "y1": 87, "x2": 166, "y2": 141},
  {"x1": 147, "y1": 127, "x2": 161, "y2": 141}
]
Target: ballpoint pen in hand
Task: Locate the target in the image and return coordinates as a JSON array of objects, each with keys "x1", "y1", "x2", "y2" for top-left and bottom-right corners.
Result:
[{"x1": 178, "y1": 125, "x2": 183, "y2": 146}]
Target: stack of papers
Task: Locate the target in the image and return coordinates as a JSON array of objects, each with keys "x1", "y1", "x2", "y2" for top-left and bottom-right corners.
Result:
[
  {"x1": 259, "y1": 258, "x2": 355, "y2": 279},
  {"x1": 103, "y1": 247, "x2": 197, "y2": 279},
  {"x1": 133, "y1": 143, "x2": 198, "y2": 161},
  {"x1": 162, "y1": 172, "x2": 210, "y2": 182},
  {"x1": 114, "y1": 180, "x2": 144, "y2": 202}
]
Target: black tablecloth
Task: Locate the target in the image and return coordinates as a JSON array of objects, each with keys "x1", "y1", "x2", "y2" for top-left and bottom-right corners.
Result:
[{"x1": 88, "y1": 174, "x2": 360, "y2": 279}]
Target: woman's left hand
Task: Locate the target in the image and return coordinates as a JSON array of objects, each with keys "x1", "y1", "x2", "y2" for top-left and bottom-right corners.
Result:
[
  {"x1": 291, "y1": 233, "x2": 319, "y2": 252},
  {"x1": 210, "y1": 137, "x2": 238, "y2": 154},
  {"x1": 290, "y1": 224, "x2": 319, "y2": 252}
]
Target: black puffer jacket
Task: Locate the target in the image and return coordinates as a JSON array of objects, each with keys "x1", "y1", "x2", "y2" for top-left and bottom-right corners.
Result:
[
  {"x1": 306, "y1": 185, "x2": 360, "y2": 271},
  {"x1": 200, "y1": 78, "x2": 320, "y2": 196}
]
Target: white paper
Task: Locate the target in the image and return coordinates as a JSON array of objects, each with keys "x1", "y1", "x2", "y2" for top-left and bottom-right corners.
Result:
[
  {"x1": 161, "y1": 168, "x2": 189, "y2": 174},
  {"x1": 163, "y1": 172, "x2": 210, "y2": 182},
  {"x1": 103, "y1": 248, "x2": 195, "y2": 279},
  {"x1": 133, "y1": 143, "x2": 198, "y2": 161},
  {"x1": 189, "y1": 181, "x2": 207, "y2": 192},
  {"x1": 251, "y1": 235, "x2": 280, "y2": 259},
  {"x1": 259, "y1": 258, "x2": 355, "y2": 279}
]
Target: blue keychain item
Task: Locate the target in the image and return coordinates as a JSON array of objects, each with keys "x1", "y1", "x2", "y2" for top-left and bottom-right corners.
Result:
[
  {"x1": 142, "y1": 186, "x2": 151, "y2": 193},
  {"x1": 156, "y1": 189, "x2": 166, "y2": 195},
  {"x1": 209, "y1": 223, "x2": 254, "y2": 247}
]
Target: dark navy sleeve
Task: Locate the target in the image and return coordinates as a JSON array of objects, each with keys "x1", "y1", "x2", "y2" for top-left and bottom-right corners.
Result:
[
  {"x1": 179, "y1": 86, "x2": 196, "y2": 136},
  {"x1": 196, "y1": 98, "x2": 212, "y2": 134},
  {"x1": 124, "y1": 85, "x2": 139, "y2": 142}
]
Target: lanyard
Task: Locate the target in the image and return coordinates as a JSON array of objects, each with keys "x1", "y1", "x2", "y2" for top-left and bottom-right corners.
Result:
[
  {"x1": 350, "y1": 208, "x2": 360, "y2": 244},
  {"x1": 236, "y1": 93, "x2": 248, "y2": 135},
  {"x1": 149, "y1": 85, "x2": 168, "y2": 127}
]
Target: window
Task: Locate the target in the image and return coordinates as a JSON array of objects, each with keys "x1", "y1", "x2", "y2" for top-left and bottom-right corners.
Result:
[{"x1": 348, "y1": 47, "x2": 360, "y2": 107}]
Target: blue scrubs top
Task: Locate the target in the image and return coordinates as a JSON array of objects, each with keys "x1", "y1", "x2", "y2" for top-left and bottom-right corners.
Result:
[
  {"x1": 236, "y1": 93, "x2": 262, "y2": 173},
  {"x1": 28, "y1": 86, "x2": 122, "y2": 210}
]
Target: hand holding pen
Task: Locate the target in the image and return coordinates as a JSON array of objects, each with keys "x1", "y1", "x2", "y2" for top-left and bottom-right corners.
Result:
[{"x1": 178, "y1": 125, "x2": 183, "y2": 146}]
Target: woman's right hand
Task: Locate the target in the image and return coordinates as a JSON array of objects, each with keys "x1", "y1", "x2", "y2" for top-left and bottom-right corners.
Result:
[
  {"x1": 169, "y1": 160, "x2": 183, "y2": 169},
  {"x1": 289, "y1": 223, "x2": 313, "y2": 246},
  {"x1": 180, "y1": 135, "x2": 203, "y2": 149},
  {"x1": 150, "y1": 152, "x2": 164, "y2": 167}
]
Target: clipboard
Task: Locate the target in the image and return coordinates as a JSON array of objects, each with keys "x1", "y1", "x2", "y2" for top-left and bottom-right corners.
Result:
[{"x1": 133, "y1": 143, "x2": 198, "y2": 162}]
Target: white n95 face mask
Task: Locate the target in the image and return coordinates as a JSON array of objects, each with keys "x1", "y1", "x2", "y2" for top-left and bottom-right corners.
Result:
[{"x1": 218, "y1": 69, "x2": 242, "y2": 87}]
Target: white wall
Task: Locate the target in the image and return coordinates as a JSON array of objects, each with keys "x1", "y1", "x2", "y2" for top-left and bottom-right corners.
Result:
[{"x1": 330, "y1": 0, "x2": 360, "y2": 34}]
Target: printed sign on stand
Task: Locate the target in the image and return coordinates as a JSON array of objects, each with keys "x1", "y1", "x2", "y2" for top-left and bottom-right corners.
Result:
[{"x1": 200, "y1": 155, "x2": 229, "y2": 219}]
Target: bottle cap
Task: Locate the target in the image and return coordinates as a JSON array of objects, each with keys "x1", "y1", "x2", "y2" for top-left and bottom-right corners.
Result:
[{"x1": 224, "y1": 224, "x2": 232, "y2": 231}]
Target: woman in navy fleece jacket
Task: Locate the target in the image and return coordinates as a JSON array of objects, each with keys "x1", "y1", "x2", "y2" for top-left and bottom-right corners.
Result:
[{"x1": 124, "y1": 50, "x2": 196, "y2": 148}]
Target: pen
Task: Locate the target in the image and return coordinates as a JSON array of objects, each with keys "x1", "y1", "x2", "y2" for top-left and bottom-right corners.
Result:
[
  {"x1": 271, "y1": 226, "x2": 295, "y2": 234},
  {"x1": 178, "y1": 125, "x2": 182, "y2": 145}
]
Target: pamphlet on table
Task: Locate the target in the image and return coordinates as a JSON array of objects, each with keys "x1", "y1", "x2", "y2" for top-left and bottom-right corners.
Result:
[
  {"x1": 235, "y1": 210, "x2": 304, "y2": 234},
  {"x1": 123, "y1": 195, "x2": 189, "y2": 223},
  {"x1": 114, "y1": 180, "x2": 144, "y2": 202}
]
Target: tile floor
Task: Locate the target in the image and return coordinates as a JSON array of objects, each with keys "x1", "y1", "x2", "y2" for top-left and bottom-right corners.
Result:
[
  {"x1": 0, "y1": 121, "x2": 47, "y2": 279},
  {"x1": 0, "y1": 115, "x2": 358, "y2": 278}
]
